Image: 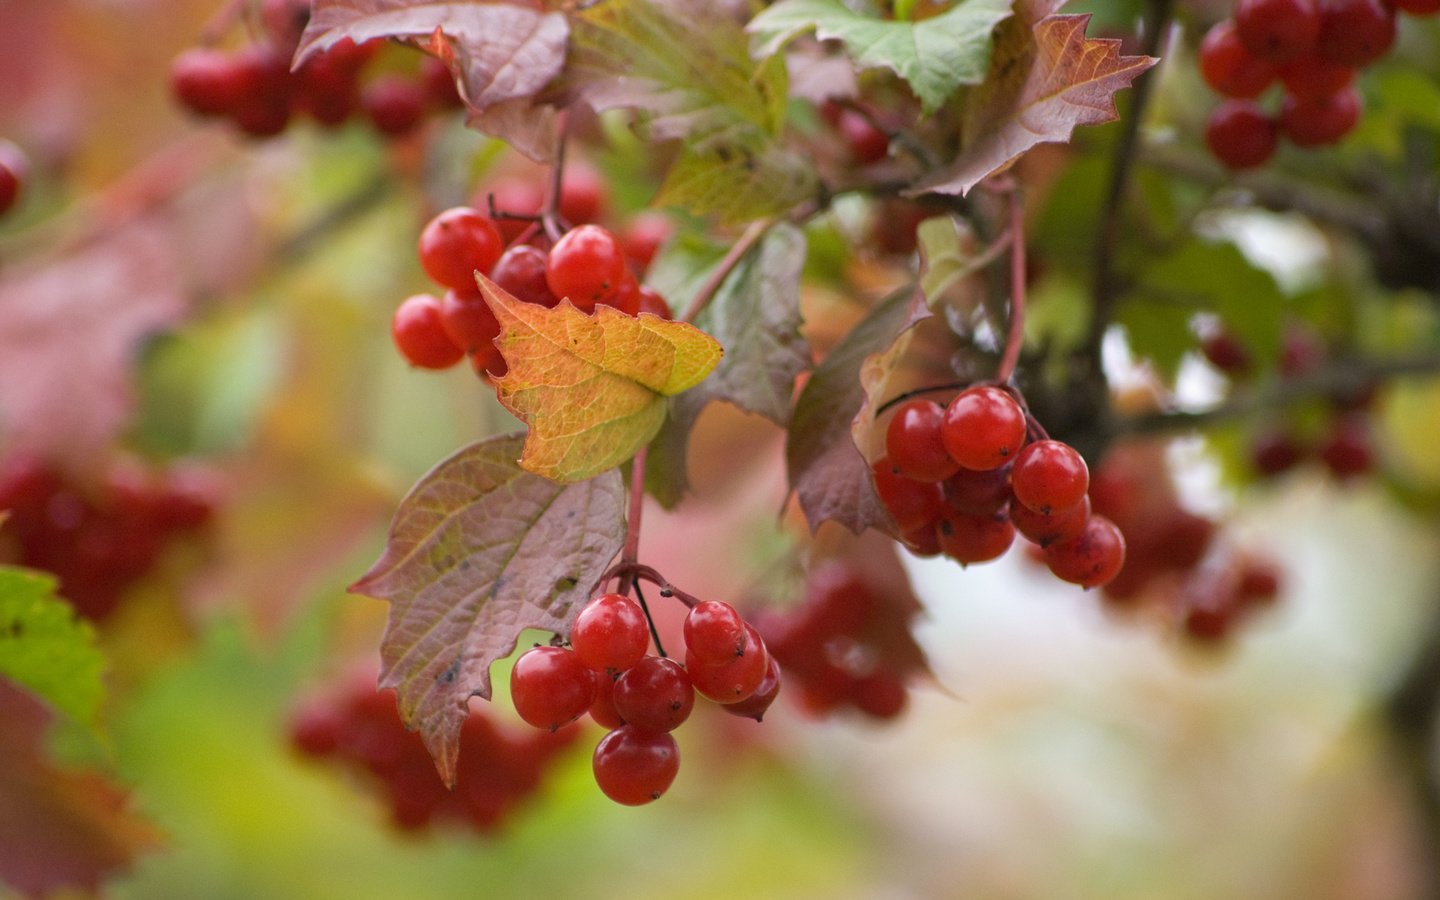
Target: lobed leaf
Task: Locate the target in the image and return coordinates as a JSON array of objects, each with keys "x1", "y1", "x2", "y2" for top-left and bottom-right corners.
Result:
[
  {"x1": 787, "y1": 287, "x2": 932, "y2": 534},
  {"x1": 748, "y1": 0, "x2": 1013, "y2": 115},
  {"x1": 351, "y1": 433, "x2": 626, "y2": 784},
  {"x1": 0, "y1": 567, "x2": 107, "y2": 736},
  {"x1": 479, "y1": 276, "x2": 723, "y2": 483},
  {"x1": 913, "y1": 0, "x2": 1156, "y2": 196}
]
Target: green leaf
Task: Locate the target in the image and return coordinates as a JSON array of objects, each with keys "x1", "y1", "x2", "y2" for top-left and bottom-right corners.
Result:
[
  {"x1": 748, "y1": 0, "x2": 1013, "y2": 115},
  {"x1": 0, "y1": 567, "x2": 107, "y2": 735},
  {"x1": 655, "y1": 141, "x2": 817, "y2": 226},
  {"x1": 350, "y1": 433, "x2": 627, "y2": 784}
]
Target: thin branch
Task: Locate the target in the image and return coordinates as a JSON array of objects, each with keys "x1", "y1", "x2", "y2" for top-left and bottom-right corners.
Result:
[
  {"x1": 996, "y1": 184, "x2": 1027, "y2": 384},
  {"x1": 677, "y1": 217, "x2": 773, "y2": 324},
  {"x1": 619, "y1": 445, "x2": 648, "y2": 592},
  {"x1": 631, "y1": 580, "x2": 667, "y2": 658}
]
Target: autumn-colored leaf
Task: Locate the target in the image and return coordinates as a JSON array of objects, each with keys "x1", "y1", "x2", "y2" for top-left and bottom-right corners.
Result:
[
  {"x1": 747, "y1": 0, "x2": 1013, "y2": 114},
  {"x1": 913, "y1": 0, "x2": 1156, "y2": 196},
  {"x1": 479, "y1": 275, "x2": 723, "y2": 483},
  {"x1": 0, "y1": 567, "x2": 107, "y2": 737},
  {"x1": 787, "y1": 287, "x2": 931, "y2": 534},
  {"x1": 655, "y1": 142, "x2": 817, "y2": 226},
  {"x1": 350, "y1": 433, "x2": 626, "y2": 784},
  {"x1": 296, "y1": 1, "x2": 568, "y2": 157},
  {"x1": 0, "y1": 682, "x2": 162, "y2": 897},
  {"x1": 0, "y1": 220, "x2": 186, "y2": 469}
]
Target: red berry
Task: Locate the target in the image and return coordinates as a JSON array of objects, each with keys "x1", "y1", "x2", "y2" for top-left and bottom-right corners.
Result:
[
  {"x1": 886, "y1": 400, "x2": 961, "y2": 482},
  {"x1": 491, "y1": 243, "x2": 560, "y2": 308},
  {"x1": 636, "y1": 287, "x2": 672, "y2": 319},
  {"x1": 418, "y1": 207, "x2": 505, "y2": 293},
  {"x1": 570, "y1": 593, "x2": 650, "y2": 673},
  {"x1": 391, "y1": 294, "x2": 465, "y2": 369},
  {"x1": 588, "y1": 673, "x2": 626, "y2": 729},
  {"x1": 1010, "y1": 494, "x2": 1090, "y2": 547},
  {"x1": 1391, "y1": 0, "x2": 1440, "y2": 14},
  {"x1": 1316, "y1": 0, "x2": 1396, "y2": 66},
  {"x1": 1251, "y1": 429, "x2": 1307, "y2": 476},
  {"x1": 683, "y1": 600, "x2": 748, "y2": 666},
  {"x1": 592, "y1": 726, "x2": 679, "y2": 806},
  {"x1": 871, "y1": 457, "x2": 946, "y2": 532},
  {"x1": 622, "y1": 212, "x2": 673, "y2": 273},
  {"x1": 837, "y1": 108, "x2": 890, "y2": 164},
  {"x1": 545, "y1": 224, "x2": 627, "y2": 311},
  {"x1": 941, "y1": 464, "x2": 1012, "y2": 516},
  {"x1": 421, "y1": 56, "x2": 463, "y2": 109},
  {"x1": 721, "y1": 654, "x2": 782, "y2": 722},
  {"x1": 558, "y1": 160, "x2": 607, "y2": 226},
  {"x1": 1234, "y1": 0, "x2": 1321, "y2": 61},
  {"x1": 296, "y1": 53, "x2": 360, "y2": 126},
  {"x1": 936, "y1": 511, "x2": 1015, "y2": 565},
  {"x1": 227, "y1": 45, "x2": 295, "y2": 138},
  {"x1": 1318, "y1": 413, "x2": 1374, "y2": 478},
  {"x1": 362, "y1": 75, "x2": 427, "y2": 137},
  {"x1": 612, "y1": 656, "x2": 694, "y2": 732},
  {"x1": 1199, "y1": 20, "x2": 1279, "y2": 98},
  {"x1": 940, "y1": 386, "x2": 1028, "y2": 471},
  {"x1": 1278, "y1": 53, "x2": 1355, "y2": 99},
  {"x1": 170, "y1": 48, "x2": 250, "y2": 117},
  {"x1": 851, "y1": 670, "x2": 908, "y2": 720},
  {"x1": 686, "y1": 625, "x2": 769, "y2": 702},
  {"x1": 1205, "y1": 100, "x2": 1278, "y2": 169},
  {"x1": 438, "y1": 288, "x2": 502, "y2": 354},
  {"x1": 1279, "y1": 86, "x2": 1362, "y2": 147},
  {"x1": 1200, "y1": 329, "x2": 1253, "y2": 375},
  {"x1": 1044, "y1": 514, "x2": 1126, "y2": 588},
  {"x1": 1010, "y1": 440, "x2": 1089, "y2": 515},
  {"x1": 0, "y1": 141, "x2": 27, "y2": 218},
  {"x1": 509, "y1": 646, "x2": 597, "y2": 731}
]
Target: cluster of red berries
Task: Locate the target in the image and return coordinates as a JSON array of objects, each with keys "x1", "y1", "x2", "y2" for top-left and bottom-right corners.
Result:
[
  {"x1": 391, "y1": 199, "x2": 672, "y2": 377},
  {"x1": 0, "y1": 456, "x2": 216, "y2": 621},
  {"x1": 871, "y1": 385, "x2": 1127, "y2": 589},
  {"x1": 0, "y1": 140, "x2": 27, "y2": 219},
  {"x1": 1085, "y1": 439, "x2": 1284, "y2": 644},
  {"x1": 508, "y1": 592, "x2": 778, "y2": 806},
  {"x1": 754, "y1": 561, "x2": 926, "y2": 721},
  {"x1": 1198, "y1": 0, "x2": 1435, "y2": 168},
  {"x1": 171, "y1": 0, "x2": 461, "y2": 139},
  {"x1": 289, "y1": 675, "x2": 576, "y2": 833},
  {"x1": 1200, "y1": 324, "x2": 1378, "y2": 480}
]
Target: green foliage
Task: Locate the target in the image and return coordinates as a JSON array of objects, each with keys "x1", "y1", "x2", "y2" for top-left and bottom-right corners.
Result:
[{"x1": 0, "y1": 567, "x2": 106, "y2": 736}]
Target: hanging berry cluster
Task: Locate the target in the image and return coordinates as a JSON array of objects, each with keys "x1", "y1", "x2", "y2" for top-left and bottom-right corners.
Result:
[
  {"x1": 1198, "y1": 0, "x2": 1438, "y2": 168},
  {"x1": 290, "y1": 675, "x2": 576, "y2": 833},
  {"x1": 170, "y1": 0, "x2": 461, "y2": 139},
  {"x1": 872, "y1": 385, "x2": 1127, "y2": 589},
  {"x1": 508, "y1": 583, "x2": 777, "y2": 806}
]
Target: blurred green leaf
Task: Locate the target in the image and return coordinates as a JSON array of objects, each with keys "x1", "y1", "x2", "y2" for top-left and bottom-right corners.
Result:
[{"x1": 0, "y1": 567, "x2": 106, "y2": 737}]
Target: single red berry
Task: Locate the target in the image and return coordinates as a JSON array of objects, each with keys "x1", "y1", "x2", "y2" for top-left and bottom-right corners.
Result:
[
  {"x1": 683, "y1": 600, "x2": 748, "y2": 666},
  {"x1": 1251, "y1": 428, "x2": 1307, "y2": 476},
  {"x1": 871, "y1": 457, "x2": 946, "y2": 532},
  {"x1": 592, "y1": 726, "x2": 679, "y2": 806},
  {"x1": 721, "y1": 654, "x2": 782, "y2": 722},
  {"x1": 170, "y1": 47, "x2": 251, "y2": 117},
  {"x1": 509, "y1": 646, "x2": 598, "y2": 731},
  {"x1": 1200, "y1": 329, "x2": 1253, "y2": 375},
  {"x1": 420, "y1": 56, "x2": 463, "y2": 109},
  {"x1": 1199, "y1": 20, "x2": 1279, "y2": 98},
  {"x1": 1205, "y1": 99, "x2": 1279, "y2": 169},
  {"x1": 362, "y1": 75, "x2": 427, "y2": 137},
  {"x1": 1010, "y1": 440, "x2": 1089, "y2": 515},
  {"x1": 490, "y1": 244, "x2": 559, "y2": 308},
  {"x1": 1318, "y1": 413, "x2": 1374, "y2": 478},
  {"x1": 607, "y1": 272, "x2": 644, "y2": 316},
  {"x1": 1045, "y1": 514, "x2": 1127, "y2": 588},
  {"x1": 886, "y1": 400, "x2": 961, "y2": 482},
  {"x1": 295, "y1": 52, "x2": 360, "y2": 126},
  {"x1": 1234, "y1": 0, "x2": 1321, "y2": 61},
  {"x1": 612, "y1": 656, "x2": 694, "y2": 732},
  {"x1": 545, "y1": 224, "x2": 627, "y2": 311},
  {"x1": 391, "y1": 294, "x2": 465, "y2": 369},
  {"x1": 418, "y1": 207, "x2": 505, "y2": 293},
  {"x1": 850, "y1": 670, "x2": 908, "y2": 720},
  {"x1": 942, "y1": 464, "x2": 1012, "y2": 516},
  {"x1": 438, "y1": 289, "x2": 501, "y2": 354},
  {"x1": 686, "y1": 625, "x2": 769, "y2": 702},
  {"x1": 1010, "y1": 494, "x2": 1090, "y2": 548},
  {"x1": 940, "y1": 386, "x2": 1028, "y2": 471},
  {"x1": 936, "y1": 511, "x2": 1015, "y2": 565},
  {"x1": 227, "y1": 44, "x2": 295, "y2": 138},
  {"x1": 1278, "y1": 53, "x2": 1355, "y2": 99},
  {"x1": 558, "y1": 160, "x2": 607, "y2": 226},
  {"x1": 837, "y1": 108, "x2": 890, "y2": 164},
  {"x1": 1316, "y1": 0, "x2": 1396, "y2": 66},
  {"x1": 570, "y1": 593, "x2": 651, "y2": 673},
  {"x1": 0, "y1": 141, "x2": 27, "y2": 218},
  {"x1": 636, "y1": 287, "x2": 672, "y2": 319},
  {"x1": 588, "y1": 672, "x2": 626, "y2": 729},
  {"x1": 622, "y1": 212, "x2": 673, "y2": 273},
  {"x1": 1279, "y1": 86, "x2": 1362, "y2": 147},
  {"x1": 289, "y1": 701, "x2": 341, "y2": 757}
]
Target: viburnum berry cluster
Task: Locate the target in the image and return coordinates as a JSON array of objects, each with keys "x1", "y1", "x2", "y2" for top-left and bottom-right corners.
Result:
[
  {"x1": 872, "y1": 385, "x2": 1127, "y2": 589},
  {"x1": 1198, "y1": 0, "x2": 1436, "y2": 168},
  {"x1": 289, "y1": 675, "x2": 576, "y2": 833},
  {"x1": 170, "y1": 0, "x2": 461, "y2": 139},
  {"x1": 0, "y1": 140, "x2": 27, "y2": 219},
  {"x1": 390, "y1": 171, "x2": 674, "y2": 377},
  {"x1": 0, "y1": 456, "x2": 216, "y2": 621},
  {"x1": 508, "y1": 583, "x2": 776, "y2": 806}
]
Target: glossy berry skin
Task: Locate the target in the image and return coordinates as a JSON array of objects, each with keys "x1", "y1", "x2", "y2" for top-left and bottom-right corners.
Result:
[
  {"x1": 1199, "y1": 20, "x2": 1278, "y2": 98},
  {"x1": 438, "y1": 289, "x2": 501, "y2": 354},
  {"x1": 1010, "y1": 495, "x2": 1090, "y2": 548},
  {"x1": 1234, "y1": 0, "x2": 1320, "y2": 61},
  {"x1": 1279, "y1": 53, "x2": 1354, "y2": 99},
  {"x1": 721, "y1": 654, "x2": 782, "y2": 722},
  {"x1": 170, "y1": 48, "x2": 249, "y2": 117},
  {"x1": 940, "y1": 386, "x2": 1028, "y2": 471},
  {"x1": 1011, "y1": 440, "x2": 1089, "y2": 515},
  {"x1": 683, "y1": 600, "x2": 747, "y2": 666},
  {"x1": 886, "y1": 400, "x2": 960, "y2": 482},
  {"x1": 686, "y1": 625, "x2": 768, "y2": 702},
  {"x1": 612, "y1": 656, "x2": 694, "y2": 732},
  {"x1": 362, "y1": 75, "x2": 427, "y2": 136},
  {"x1": 391, "y1": 294, "x2": 465, "y2": 369},
  {"x1": 588, "y1": 674, "x2": 625, "y2": 729},
  {"x1": 0, "y1": 141, "x2": 26, "y2": 218},
  {"x1": 1316, "y1": 0, "x2": 1395, "y2": 66},
  {"x1": 418, "y1": 207, "x2": 505, "y2": 293},
  {"x1": 592, "y1": 726, "x2": 679, "y2": 806},
  {"x1": 491, "y1": 244, "x2": 560, "y2": 308},
  {"x1": 942, "y1": 464, "x2": 1012, "y2": 516},
  {"x1": 544, "y1": 224, "x2": 627, "y2": 311},
  {"x1": 1044, "y1": 514, "x2": 1126, "y2": 588},
  {"x1": 509, "y1": 646, "x2": 597, "y2": 731},
  {"x1": 936, "y1": 511, "x2": 1015, "y2": 565},
  {"x1": 1205, "y1": 100, "x2": 1278, "y2": 169},
  {"x1": 570, "y1": 593, "x2": 650, "y2": 673},
  {"x1": 1279, "y1": 87, "x2": 1361, "y2": 147},
  {"x1": 871, "y1": 458, "x2": 946, "y2": 532}
]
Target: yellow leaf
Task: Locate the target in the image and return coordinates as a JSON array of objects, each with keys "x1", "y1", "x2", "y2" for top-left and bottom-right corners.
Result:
[{"x1": 478, "y1": 275, "x2": 723, "y2": 482}]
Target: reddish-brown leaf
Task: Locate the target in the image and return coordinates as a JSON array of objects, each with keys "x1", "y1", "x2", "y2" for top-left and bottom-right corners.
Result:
[
  {"x1": 0, "y1": 221, "x2": 185, "y2": 469},
  {"x1": 350, "y1": 433, "x2": 625, "y2": 784},
  {"x1": 914, "y1": 0, "x2": 1156, "y2": 196},
  {"x1": 0, "y1": 681, "x2": 162, "y2": 897},
  {"x1": 786, "y1": 287, "x2": 930, "y2": 534}
]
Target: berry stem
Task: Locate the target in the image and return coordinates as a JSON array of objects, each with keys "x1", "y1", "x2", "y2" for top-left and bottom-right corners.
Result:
[
  {"x1": 599, "y1": 562, "x2": 703, "y2": 610},
  {"x1": 619, "y1": 445, "x2": 648, "y2": 591},
  {"x1": 995, "y1": 183, "x2": 1028, "y2": 385},
  {"x1": 875, "y1": 381, "x2": 968, "y2": 417},
  {"x1": 677, "y1": 217, "x2": 773, "y2": 324},
  {"x1": 540, "y1": 112, "x2": 570, "y2": 242},
  {"x1": 631, "y1": 580, "x2": 668, "y2": 659}
]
